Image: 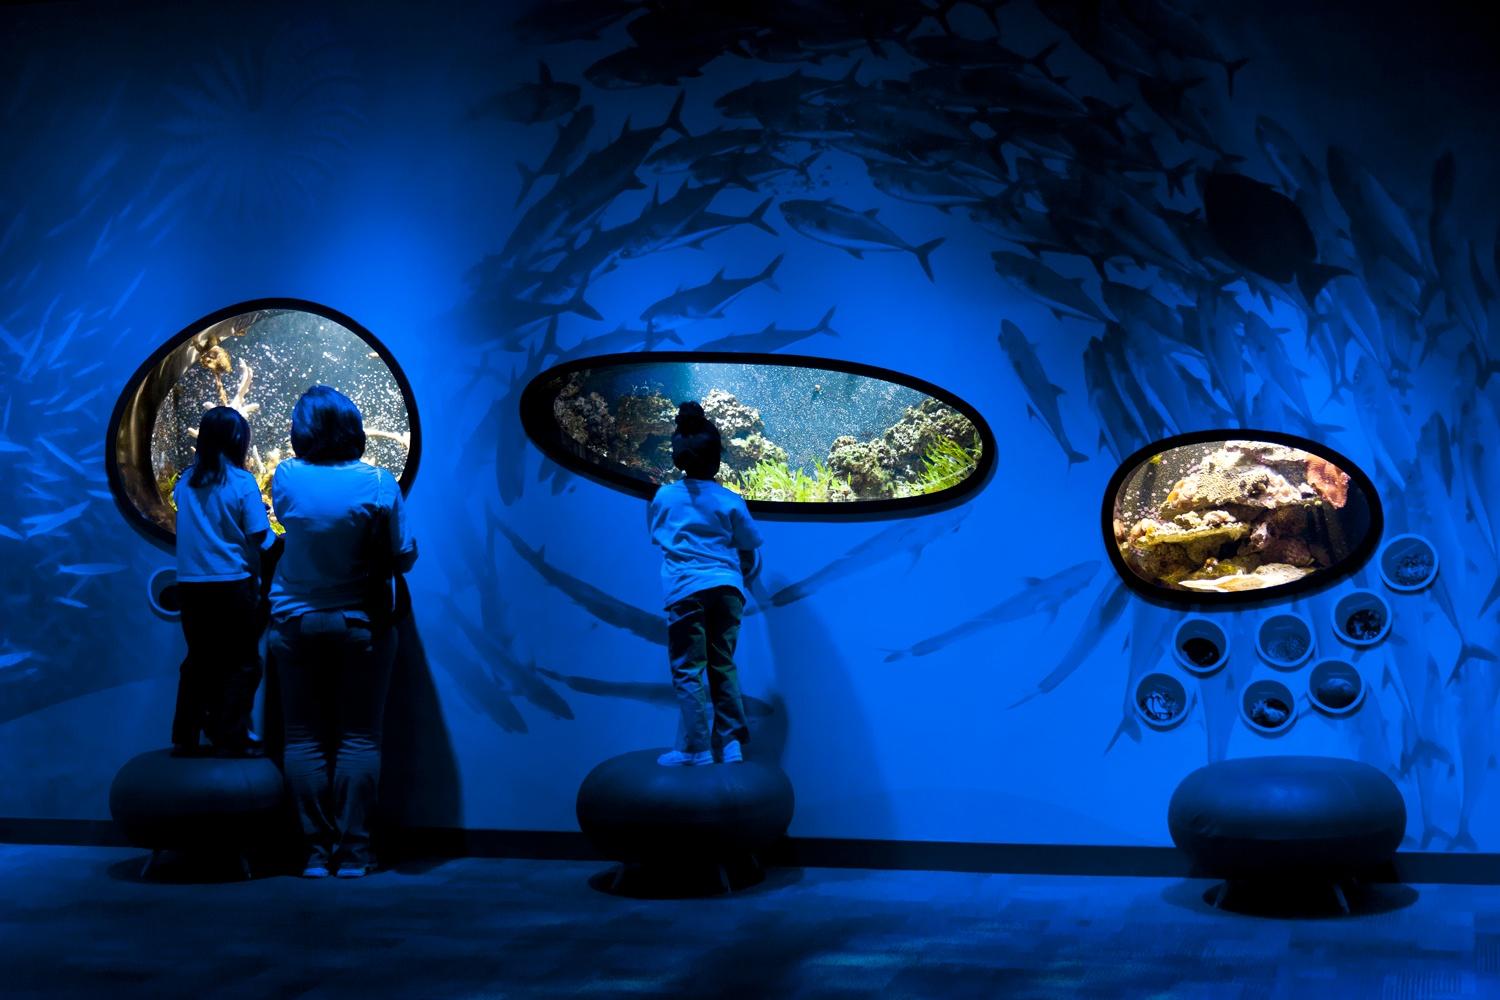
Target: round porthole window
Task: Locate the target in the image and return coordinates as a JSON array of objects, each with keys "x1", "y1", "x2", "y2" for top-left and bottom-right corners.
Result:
[
  {"x1": 106, "y1": 299, "x2": 419, "y2": 548},
  {"x1": 1103, "y1": 431, "x2": 1381, "y2": 604}
]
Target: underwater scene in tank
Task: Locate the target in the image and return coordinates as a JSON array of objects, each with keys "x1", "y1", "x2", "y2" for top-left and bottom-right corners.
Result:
[
  {"x1": 531, "y1": 360, "x2": 983, "y2": 504},
  {"x1": 138, "y1": 308, "x2": 412, "y2": 536},
  {"x1": 1111, "y1": 437, "x2": 1375, "y2": 596}
]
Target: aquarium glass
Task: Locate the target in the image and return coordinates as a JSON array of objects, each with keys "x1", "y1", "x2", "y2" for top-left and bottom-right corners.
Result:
[
  {"x1": 523, "y1": 357, "x2": 987, "y2": 509},
  {"x1": 1107, "y1": 435, "x2": 1376, "y2": 600},
  {"x1": 113, "y1": 305, "x2": 415, "y2": 542}
]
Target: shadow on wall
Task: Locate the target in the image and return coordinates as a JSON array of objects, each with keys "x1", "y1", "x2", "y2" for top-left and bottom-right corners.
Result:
[
  {"x1": 378, "y1": 616, "x2": 463, "y2": 829},
  {"x1": 750, "y1": 570, "x2": 891, "y2": 837}
]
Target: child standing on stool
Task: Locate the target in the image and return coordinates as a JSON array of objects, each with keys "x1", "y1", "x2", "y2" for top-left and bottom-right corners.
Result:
[
  {"x1": 648, "y1": 402, "x2": 763, "y2": 767},
  {"x1": 171, "y1": 406, "x2": 277, "y2": 756}
]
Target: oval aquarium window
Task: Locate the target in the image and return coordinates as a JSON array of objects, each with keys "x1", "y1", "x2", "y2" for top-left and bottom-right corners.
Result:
[
  {"x1": 520, "y1": 352, "x2": 993, "y2": 516},
  {"x1": 1103, "y1": 431, "x2": 1381, "y2": 604},
  {"x1": 106, "y1": 299, "x2": 420, "y2": 548}
]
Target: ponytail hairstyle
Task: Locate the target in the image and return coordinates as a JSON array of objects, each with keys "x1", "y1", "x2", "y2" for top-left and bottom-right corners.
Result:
[
  {"x1": 671, "y1": 401, "x2": 721, "y2": 479},
  {"x1": 188, "y1": 406, "x2": 252, "y2": 488}
]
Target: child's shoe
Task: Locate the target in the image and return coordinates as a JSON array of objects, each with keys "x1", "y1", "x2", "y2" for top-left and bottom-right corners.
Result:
[
  {"x1": 719, "y1": 740, "x2": 744, "y2": 764},
  {"x1": 301, "y1": 862, "x2": 330, "y2": 879},
  {"x1": 335, "y1": 862, "x2": 371, "y2": 879},
  {"x1": 657, "y1": 749, "x2": 714, "y2": 767}
]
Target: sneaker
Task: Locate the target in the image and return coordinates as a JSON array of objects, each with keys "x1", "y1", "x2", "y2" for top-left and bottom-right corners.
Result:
[
  {"x1": 335, "y1": 863, "x2": 371, "y2": 879},
  {"x1": 719, "y1": 740, "x2": 744, "y2": 764},
  {"x1": 301, "y1": 863, "x2": 330, "y2": 879},
  {"x1": 657, "y1": 749, "x2": 714, "y2": 767}
]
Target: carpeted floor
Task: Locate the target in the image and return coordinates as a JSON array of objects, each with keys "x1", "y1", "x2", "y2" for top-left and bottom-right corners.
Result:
[{"x1": 0, "y1": 844, "x2": 1490, "y2": 998}]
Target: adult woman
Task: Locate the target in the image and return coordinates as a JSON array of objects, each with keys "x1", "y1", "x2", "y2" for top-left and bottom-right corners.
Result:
[{"x1": 268, "y1": 385, "x2": 416, "y2": 879}]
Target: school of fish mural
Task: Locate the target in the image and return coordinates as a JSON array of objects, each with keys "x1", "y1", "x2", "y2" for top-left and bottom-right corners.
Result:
[{"x1": 1, "y1": 0, "x2": 1499, "y2": 848}]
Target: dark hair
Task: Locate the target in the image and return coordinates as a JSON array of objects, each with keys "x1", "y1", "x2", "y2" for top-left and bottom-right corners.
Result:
[
  {"x1": 671, "y1": 401, "x2": 721, "y2": 479},
  {"x1": 187, "y1": 407, "x2": 251, "y2": 487},
  {"x1": 290, "y1": 385, "x2": 366, "y2": 463}
]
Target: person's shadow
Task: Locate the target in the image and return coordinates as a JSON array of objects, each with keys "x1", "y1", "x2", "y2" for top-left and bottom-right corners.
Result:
[{"x1": 746, "y1": 569, "x2": 894, "y2": 839}]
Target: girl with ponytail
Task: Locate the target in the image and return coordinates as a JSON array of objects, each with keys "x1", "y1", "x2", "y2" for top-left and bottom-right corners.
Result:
[
  {"x1": 646, "y1": 401, "x2": 765, "y2": 766},
  {"x1": 171, "y1": 406, "x2": 274, "y2": 757}
]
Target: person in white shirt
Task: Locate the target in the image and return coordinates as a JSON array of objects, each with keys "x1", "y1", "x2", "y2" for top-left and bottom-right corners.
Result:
[
  {"x1": 647, "y1": 401, "x2": 764, "y2": 767},
  {"x1": 171, "y1": 406, "x2": 274, "y2": 757},
  {"x1": 267, "y1": 385, "x2": 417, "y2": 879}
]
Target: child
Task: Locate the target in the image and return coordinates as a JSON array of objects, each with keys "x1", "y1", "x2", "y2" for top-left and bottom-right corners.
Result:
[
  {"x1": 647, "y1": 401, "x2": 764, "y2": 766},
  {"x1": 171, "y1": 406, "x2": 274, "y2": 756}
]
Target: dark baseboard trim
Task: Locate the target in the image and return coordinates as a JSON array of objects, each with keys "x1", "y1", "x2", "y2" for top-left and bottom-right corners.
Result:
[
  {"x1": 0, "y1": 818, "x2": 130, "y2": 848},
  {"x1": 5, "y1": 819, "x2": 1500, "y2": 884},
  {"x1": 766, "y1": 839, "x2": 1194, "y2": 877}
]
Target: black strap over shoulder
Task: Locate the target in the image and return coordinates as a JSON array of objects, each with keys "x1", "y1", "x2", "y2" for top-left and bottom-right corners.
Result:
[{"x1": 363, "y1": 504, "x2": 411, "y2": 629}]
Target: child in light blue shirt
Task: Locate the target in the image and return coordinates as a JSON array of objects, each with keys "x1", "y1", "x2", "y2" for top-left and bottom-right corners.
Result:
[
  {"x1": 171, "y1": 406, "x2": 273, "y2": 755},
  {"x1": 647, "y1": 402, "x2": 763, "y2": 767}
]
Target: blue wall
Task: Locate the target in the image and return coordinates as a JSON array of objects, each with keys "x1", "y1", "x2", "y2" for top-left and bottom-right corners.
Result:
[{"x1": 1, "y1": 0, "x2": 1498, "y2": 850}]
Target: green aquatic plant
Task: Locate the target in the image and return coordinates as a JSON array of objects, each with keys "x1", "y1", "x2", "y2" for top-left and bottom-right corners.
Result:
[
  {"x1": 735, "y1": 458, "x2": 849, "y2": 502},
  {"x1": 903, "y1": 436, "x2": 981, "y2": 497}
]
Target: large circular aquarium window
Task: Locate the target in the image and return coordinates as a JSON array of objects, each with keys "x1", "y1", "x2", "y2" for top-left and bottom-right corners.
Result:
[
  {"x1": 1104, "y1": 431, "x2": 1381, "y2": 605},
  {"x1": 520, "y1": 353, "x2": 993, "y2": 516},
  {"x1": 107, "y1": 299, "x2": 419, "y2": 548}
]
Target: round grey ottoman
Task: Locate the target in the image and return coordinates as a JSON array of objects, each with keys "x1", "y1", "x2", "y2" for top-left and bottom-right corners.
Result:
[
  {"x1": 1169, "y1": 756, "x2": 1405, "y2": 910},
  {"x1": 577, "y1": 749, "x2": 794, "y2": 894},
  {"x1": 109, "y1": 749, "x2": 287, "y2": 877}
]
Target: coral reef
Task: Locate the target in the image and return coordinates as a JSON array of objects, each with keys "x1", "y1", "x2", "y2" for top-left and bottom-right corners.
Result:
[
  {"x1": 826, "y1": 435, "x2": 896, "y2": 497},
  {"x1": 1305, "y1": 455, "x2": 1350, "y2": 508},
  {"x1": 1118, "y1": 441, "x2": 1352, "y2": 592},
  {"x1": 881, "y1": 398, "x2": 980, "y2": 480},
  {"x1": 701, "y1": 388, "x2": 788, "y2": 483},
  {"x1": 826, "y1": 398, "x2": 980, "y2": 499},
  {"x1": 552, "y1": 377, "x2": 979, "y2": 502},
  {"x1": 552, "y1": 372, "x2": 616, "y2": 460}
]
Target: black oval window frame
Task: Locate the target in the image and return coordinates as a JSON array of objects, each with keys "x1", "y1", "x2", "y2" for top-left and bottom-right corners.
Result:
[
  {"x1": 520, "y1": 351, "x2": 996, "y2": 520},
  {"x1": 104, "y1": 297, "x2": 423, "y2": 552},
  {"x1": 1101, "y1": 429, "x2": 1384, "y2": 607}
]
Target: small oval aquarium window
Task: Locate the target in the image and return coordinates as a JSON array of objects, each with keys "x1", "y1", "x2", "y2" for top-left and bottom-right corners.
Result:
[
  {"x1": 520, "y1": 352, "x2": 993, "y2": 516},
  {"x1": 1103, "y1": 431, "x2": 1380, "y2": 604},
  {"x1": 107, "y1": 299, "x2": 420, "y2": 548}
]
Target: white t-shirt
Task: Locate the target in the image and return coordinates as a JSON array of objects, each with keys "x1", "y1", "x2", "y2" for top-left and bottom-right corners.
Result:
[
  {"x1": 174, "y1": 466, "x2": 271, "y2": 583},
  {"x1": 647, "y1": 478, "x2": 764, "y2": 609},
  {"x1": 269, "y1": 459, "x2": 415, "y2": 622}
]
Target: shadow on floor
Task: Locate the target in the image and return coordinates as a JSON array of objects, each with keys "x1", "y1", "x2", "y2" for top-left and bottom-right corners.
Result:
[
  {"x1": 587, "y1": 861, "x2": 806, "y2": 900},
  {"x1": 105, "y1": 851, "x2": 282, "y2": 885},
  {"x1": 1161, "y1": 877, "x2": 1421, "y2": 919}
]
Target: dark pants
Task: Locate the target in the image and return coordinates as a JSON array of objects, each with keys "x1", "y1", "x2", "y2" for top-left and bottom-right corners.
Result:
[
  {"x1": 269, "y1": 611, "x2": 396, "y2": 867},
  {"x1": 172, "y1": 577, "x2": 263, "y2": 749},
  {"x1": 667, "y1": 585, "x2": 748, "y2": 754}
]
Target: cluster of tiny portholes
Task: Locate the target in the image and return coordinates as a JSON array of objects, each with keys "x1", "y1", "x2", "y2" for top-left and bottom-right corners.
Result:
[{"x1": 1132, "y1": 534, "x2": 1438, "y2": 736}]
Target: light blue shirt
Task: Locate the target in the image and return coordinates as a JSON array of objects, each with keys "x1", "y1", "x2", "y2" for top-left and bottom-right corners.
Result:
[
  {"x1": 648, "y1": 478, "x2": 764, "y2": 609},
  {"x1": 269, "y1": 459, "x2": 415, "y2": 622},
  {"x1": 174, "y1": 466, "x2": 270, "y2": 583}
]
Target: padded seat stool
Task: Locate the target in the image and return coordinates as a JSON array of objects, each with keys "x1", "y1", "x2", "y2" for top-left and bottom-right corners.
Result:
[
  {"x1": 577, "y1": 749, "x2": 794, "y2": 895},
  {"x1": 109, "y1": 749, "x2": 286, "y2": 878},
  {"x1": 1168, "y1": 755, "x2": 1406, "y2": 912}
]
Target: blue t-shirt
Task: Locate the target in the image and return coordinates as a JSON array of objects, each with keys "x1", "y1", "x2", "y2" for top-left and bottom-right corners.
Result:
[
  {"x1": 269, "y1": 459, "x2": 415, "y2": 622},
  {"x1": 174, "y1": 466, "x2": 271, "y2": 583},
  {"x1": 647, "y1": 478, "x2": 764, "y2": 609}
]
